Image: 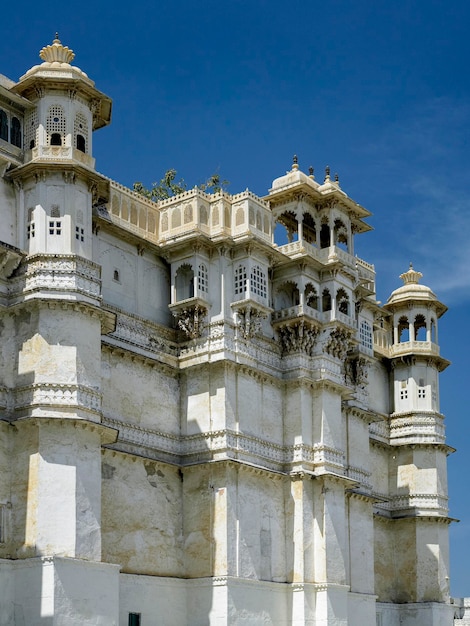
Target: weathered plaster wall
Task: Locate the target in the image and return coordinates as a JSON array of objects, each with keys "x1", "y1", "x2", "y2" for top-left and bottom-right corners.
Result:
[
  {"x1": 101, "y1": 352, "x2": 180, "y2": 434},
  {"x1": 101, "y1": 450, "x2": 183, "y2": 576}
]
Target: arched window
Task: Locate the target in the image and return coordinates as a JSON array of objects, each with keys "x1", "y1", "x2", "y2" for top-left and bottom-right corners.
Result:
[
  {"x1": 76, "y1": 134, "x2": 86, "y2": 152},
  {"x1": 334, "y1": 219, "x2": 348, "y2": 251},
  {"x1": 234, "y1": 265, "x2": 247, "y2": 296},
  {"x1": 305, "y1": 283, "x2": 318, "y2": 309},
  {"x1": 250, "y1": 265, "x2": 267, "y2": 299},
  {"x1": 198, "y1": 264, "x2": 208, "y2": 294},
  {"x1": 0, "y1": 110, "x2": 7, "y2": 141},
  {"x1": 276, "y1": 281, "x2": 299, "y2": 309},
  {"x1": 175, "y1": 264, "x2": 194, "y2": 301},
  {"x1": 337, "y1": 288, "x2": 349, "y2": 315},
  {"x1": 11, "y1": 117, "x2": 21, "y2": 147},
  {"x1": 274, "y1": 211, "x2": 297, "y2": 245},
  {"x1": 414, "y1": 314, "x2": 426, "y2": 341},
  {"x1": 320, "y1": 223, "x2": 330, "y2": 249},
  {"x1": 302, "y1": 213, "x2": 316, "y2": 244},
  {"x1": 322, "y1": 288, "x2": 332, "y2": 312},
  {"x1": 74, "y1": 112, "x2": 88, "y2": 153},
  {"x1": 50, "y1": 133, "x2": 62, "y2": 146},
  {"x1": 398, "y1": 316, "x2": 410, "y2": 342},
  {"x1": 46, "y1": 105, "x2": 65, "y2": 146}
]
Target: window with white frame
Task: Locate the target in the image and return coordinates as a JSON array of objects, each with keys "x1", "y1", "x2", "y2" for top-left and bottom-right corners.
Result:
[
  {"x1": 234, "y1": 264, "x2": 247, "y2": 296},
  {"x1": 360, "y1": 320, "x2": 373, "y2": 350},
  {"x1": 250, "y1": 265, "x2": 267, "y2": 299},
  {"x1": 197, "y1": 263, "x2": 208, "y2": 294}
]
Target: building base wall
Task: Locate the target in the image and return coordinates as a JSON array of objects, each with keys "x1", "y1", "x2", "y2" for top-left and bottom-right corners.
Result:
[
  {"x1": 0, "y1": 557, "x2": 120, "y2": 626},
  {"x1": 376, "y1": 601, "x2": 455, "y2": 626}
]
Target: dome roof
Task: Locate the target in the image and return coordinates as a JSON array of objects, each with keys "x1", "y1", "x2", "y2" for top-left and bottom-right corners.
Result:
[
  {"x1": 385, "y1": 264, "x2": 447, "y2": 316},
  {"x1": 18, "y1": 34, "x2": 92, "y2": 85}
]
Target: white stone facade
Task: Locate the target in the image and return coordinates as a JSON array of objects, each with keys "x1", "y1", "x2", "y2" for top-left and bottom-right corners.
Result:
[{"x1": 0, "y1": 37, "x2": 457, "y2": 625}]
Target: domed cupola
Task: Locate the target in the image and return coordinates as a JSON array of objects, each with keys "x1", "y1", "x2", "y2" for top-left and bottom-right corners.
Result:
[
  {"x1": 11, "y1": 35, "x2": 111, "y2": 168},
  {"x1": 384, "y1": 265, "x2": 449, "y2": 416},
  {"x1": 384, "y1": 264, "x2": 448, "y2": 365}
]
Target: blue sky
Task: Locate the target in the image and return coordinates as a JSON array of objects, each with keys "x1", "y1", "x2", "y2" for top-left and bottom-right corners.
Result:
[{"x1": 2, "y1": 0, "x2": 469, "y2": 596}]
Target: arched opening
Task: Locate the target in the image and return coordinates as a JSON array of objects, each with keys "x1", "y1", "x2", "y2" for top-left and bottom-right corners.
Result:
[
  {"x1": 302, "y1": 213, "x2": 316, "y2": 245},
  {"x1": 334, "y1": 219, "x2": 348, "y2": 252},
  {"x1": 398, "y1": 316, "x2": 410, "y2": 343},
  {"x1": 320, "y1": 223, "x2": 330, "y2": 249},
  {"x1": 274, "y1": 211, "x2": 298, "y2": 245},
  {"x1": 275, "y1": 281, "x2": 299, "y2": 309},
  {"x1": 322, "y1": 288, "x2": 332, "y2": 312},
  {"x1": 29, "y1": 139, "x2": 35, "y2": 149},
  {"x1": 305, "y1": 283, "x2": 318, "y2": 309},
  {"x1": 337, "y1": 288, "x2": 350, "y2": 316},
  {"x1": 414, "y1": 314, "x2": 426, "y2": 341},
  {"x1": 76, "y1": 134, "x2": 86, "y2": 152},
  {"x1": 50, "y1": 133, "x2": 62, "y2": 146},
  {"x1": 0, "y1": 110, "x2": 7, "y2": 141},
  {"x1": 175, "y1": 264, "x2": 194, "y2": 301},
  {"x1": 11, "y1": 117, "x2": 21, "y2": 147}
]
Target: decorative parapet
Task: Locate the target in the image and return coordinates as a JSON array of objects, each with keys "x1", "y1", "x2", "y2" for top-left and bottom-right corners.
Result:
[
  {"x1": 375, "y1": 493, "x2": 449, "y2": 517},
  {"x1": 14, "y1": 383, "x2": 102, "y2": 420},
  {"x1": 28, "y1": 145, "x2": 95, "y2": 168},
  {"x1": 102, "y1": 417, "x2": 350, "y2": 476},
  {"x1": 9, "y1": 254, "x2": 101, "y2": 304},
  {"x1": 389, "y1": 340, "x2": 440, "y2": 357},
  {"x1": 106, "y1": 306, "x2": 178, "y2": 362},
  {"x1": 389, "y1": 411, "x2": 446, "y2": 445},
  {"x1": 369, "y1": 418, "x2": 390, "y2": 443},
  {"x1": 100, "y1": 180, "x2": 160, "y2": 244}
]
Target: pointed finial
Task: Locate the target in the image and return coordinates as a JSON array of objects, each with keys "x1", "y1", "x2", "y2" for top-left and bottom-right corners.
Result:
[
  {"x1": 324, "y1": 165, "x2": 331, "y2": 182},
  {"x1": 308, "y1": 166, "x2": 314, "y2": 179},
  {"x1": 292, "y1": 155, "x2": 299, "y2": 171},
  {"x1": 54, "y1": 32, "x2": 60, "y2": 43},
  {"x1": 334, "y1": 172, "x2": 339, "y2": 183}
]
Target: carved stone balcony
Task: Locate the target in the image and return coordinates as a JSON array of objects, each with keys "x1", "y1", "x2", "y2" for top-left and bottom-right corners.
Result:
[
  {"x1": 28, "y1": 145, "x2": 96, "y2": 169},
  {"x1": 231, "y1": 294, "x2": 272, "y2": 339},
  {"x1": 169, "y1": 296, "x2": 209, "y2": 339}
]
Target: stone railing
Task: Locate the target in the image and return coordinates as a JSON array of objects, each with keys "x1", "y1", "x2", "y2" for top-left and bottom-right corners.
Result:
[
  {"x1": 29, "y1": 145, "x2": 95, "y2": 168},
  {"x1": 389, "y1": 340, "x2": 440, "y2": 357},
  {"x1": 106, "y1": 180, "x2": 160, "y2": 244},
  {"x1": 272, "y1": 303, "x2": 323, "y2": 324}
]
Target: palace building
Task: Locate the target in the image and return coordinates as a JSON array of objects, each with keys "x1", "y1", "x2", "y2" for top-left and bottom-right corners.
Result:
[{"x1": 0, "y1": 37, "x2": 457, "y2": 625}]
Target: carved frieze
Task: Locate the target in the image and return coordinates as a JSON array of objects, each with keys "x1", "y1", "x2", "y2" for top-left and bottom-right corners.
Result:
[
  {"x1": 324, "y1": 328, "x2": 354, "y2": 360},
  {"x1": 276, "y1": 320, "x2": 319, "y2": 356}
]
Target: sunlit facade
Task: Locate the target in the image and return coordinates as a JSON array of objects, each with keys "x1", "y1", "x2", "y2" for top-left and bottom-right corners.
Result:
[{"x1": 0, "y1": 37, "x2": 456, "y2": 625}]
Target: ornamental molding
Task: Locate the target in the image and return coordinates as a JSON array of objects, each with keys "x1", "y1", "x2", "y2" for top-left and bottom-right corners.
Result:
[
  {"x1": 102, "y1": 417, "x2": 354, "y2": 479},
  {"x1": 14, "y1": 383, "x2": 102, "y2": 416},
  {"x1": 9, "y1": 254, "x2": 101, "y2": 302}
]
